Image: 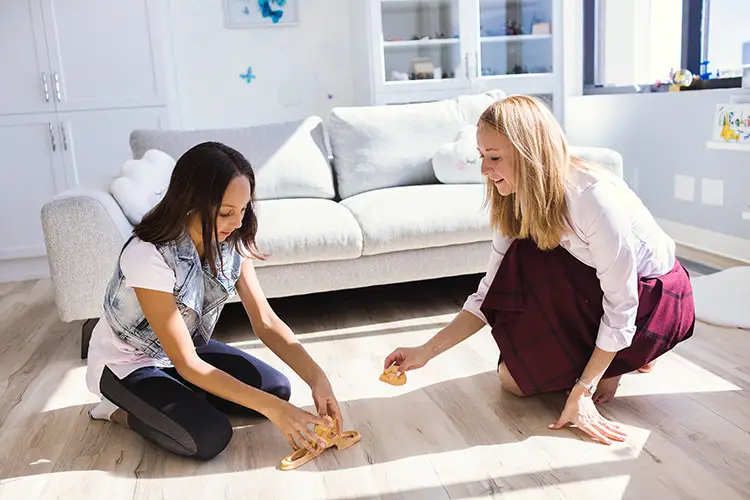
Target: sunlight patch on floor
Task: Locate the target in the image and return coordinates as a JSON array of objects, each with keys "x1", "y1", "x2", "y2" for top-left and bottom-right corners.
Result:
[
  {"x1": 40, "y1": 366, "x2": 97, "y2": 413},
  {"x1": 615, "y1": 352, "x2": 742, "y2": 398}
]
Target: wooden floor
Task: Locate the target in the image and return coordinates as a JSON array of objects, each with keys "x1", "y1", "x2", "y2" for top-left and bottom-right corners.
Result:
[{"x1": 0, "y1": 269, "x2": 748, "y2": 500}]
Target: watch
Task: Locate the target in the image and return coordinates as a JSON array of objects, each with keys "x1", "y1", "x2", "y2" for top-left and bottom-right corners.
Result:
[{"x1": 575, "y1": 378, "x2": 597, "y2": 395}]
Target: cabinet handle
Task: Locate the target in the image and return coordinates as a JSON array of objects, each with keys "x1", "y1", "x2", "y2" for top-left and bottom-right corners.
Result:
[
  {"x1": 53, "y1": 72, "x2": 62, "y2": 101},
  {"x1": 41, "y1": 73, "x2": 49, "y2": 102},
  {"x1": 475, "y1": 52, "x2": 479, "y2": 78},
  {"x1": 48, "y1": 123, "x2": 56, "y2": 152},
  {"x1": 464, "y1": 52, "x2": 469, "y2": 79},
  {"x1": 61, "y1": 123, "x2": 68, "y2": 151}
]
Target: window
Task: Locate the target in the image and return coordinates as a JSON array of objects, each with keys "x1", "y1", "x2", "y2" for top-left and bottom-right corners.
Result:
[
  {"x1": 583, "y1": 0, "x2": 745, "y2": 94},
  {"x1": 704, "y1": 0, "x2": 750, "y2": 79}
]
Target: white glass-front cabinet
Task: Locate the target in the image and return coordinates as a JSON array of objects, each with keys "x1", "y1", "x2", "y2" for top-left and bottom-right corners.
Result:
[{"x1": 361, "y1": 0, "x2": 563, "y2": 117}]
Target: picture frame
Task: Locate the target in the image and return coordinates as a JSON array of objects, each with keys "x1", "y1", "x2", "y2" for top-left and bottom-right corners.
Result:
[
  {"x1": 712, "y1": 104, "x2": 750, "y2": 144},
  {"x1": 224, "y1": 0, "x2": 298, "y2": 28}
]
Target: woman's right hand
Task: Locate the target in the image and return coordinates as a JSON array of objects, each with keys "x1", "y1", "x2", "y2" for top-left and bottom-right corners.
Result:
[
  {"x1": 265, "y1": 399, "x2": 333, "y2": 452},
  {"x1": 384, "y1": 345, "x2": 433, "y2": 374}
]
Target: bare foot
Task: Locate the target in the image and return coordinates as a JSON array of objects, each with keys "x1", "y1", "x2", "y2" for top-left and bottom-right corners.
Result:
[
  {"x1": 593, "y1": 376, "x2": 621, "y2": 404},
  {"x1": 110, "y1": 408, "x2": 130, "y2": 428},
  {"x1": 637, "y1": 360, "x2": 657, "y2": 373}
]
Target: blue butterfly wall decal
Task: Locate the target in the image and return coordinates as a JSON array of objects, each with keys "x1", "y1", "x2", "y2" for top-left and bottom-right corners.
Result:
[{"x1": 239, "y1": 67, "x2": 256, "y2": 83}]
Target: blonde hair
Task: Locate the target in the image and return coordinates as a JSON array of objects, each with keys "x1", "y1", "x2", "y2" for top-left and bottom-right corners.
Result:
[{"x1": 478, "y1": 95, "x2": 575, "y2": 250}]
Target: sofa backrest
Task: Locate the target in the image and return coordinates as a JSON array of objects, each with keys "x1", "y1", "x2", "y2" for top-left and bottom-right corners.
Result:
[
  {"x1": 129, "y1": 116, "x2": 335, "y2": 201},
  {"x1": 327, "y1": 90, "x2": 506, "y2": 199}
]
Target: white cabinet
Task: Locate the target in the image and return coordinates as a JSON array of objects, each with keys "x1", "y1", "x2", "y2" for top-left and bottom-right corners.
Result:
[
  {"x1": 0, "y1": 0, "x2": 170, "y2": 275},
  {"x1": 357, "y1": 0, "x2": 564, "y2": 118},
  {"x1": 0, "y1": 114, "x2": 66, "y2": 260},
  {"x1": 41, "y1": 0, "x2": 167, "y2": 111},
  {"x1": 58, "y1": 107, "x2": 169, "y2": 186},
  {"x1": 0, "y1": 0, "x2": 55, "y2": 115}
]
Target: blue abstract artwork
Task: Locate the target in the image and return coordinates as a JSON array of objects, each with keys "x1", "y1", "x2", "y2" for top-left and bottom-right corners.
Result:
[
  {"x1": 224, "y1": 0, "x2": 297, "y2": 27},
  {"x1": 239, "y1": 67, "x2": 256, "y2": 83}
]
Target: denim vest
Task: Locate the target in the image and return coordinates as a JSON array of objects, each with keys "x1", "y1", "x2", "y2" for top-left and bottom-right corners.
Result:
[{"x1": 102, "y1": 235, "x2": 243, "y2": 364}]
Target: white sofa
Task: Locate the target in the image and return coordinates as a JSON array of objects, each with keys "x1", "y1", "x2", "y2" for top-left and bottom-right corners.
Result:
[{"x1": 40, "y1": 91, "x2": 624, "y2": 358}]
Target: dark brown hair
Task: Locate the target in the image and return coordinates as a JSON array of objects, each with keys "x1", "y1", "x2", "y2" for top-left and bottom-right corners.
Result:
[{"x1": 133, "y1": 141, "x2": 265, "y2": 275}]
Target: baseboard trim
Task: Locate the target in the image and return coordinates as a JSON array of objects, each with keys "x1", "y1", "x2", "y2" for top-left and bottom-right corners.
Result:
[
  {"x1": 0, "y1": 257, "x2": 50, "y2": 284},
  {"x1": 657, "y1": 218, "x2": 750, "y2": 268}
]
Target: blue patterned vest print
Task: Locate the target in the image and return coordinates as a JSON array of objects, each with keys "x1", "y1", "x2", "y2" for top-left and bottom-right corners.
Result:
[{"x1": 102, "y1": 235, "x2": 243, "y2": 364}]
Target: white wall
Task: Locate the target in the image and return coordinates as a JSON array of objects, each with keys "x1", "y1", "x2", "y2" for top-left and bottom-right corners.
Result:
[
  {"x1": 166, "y1": 0, "x2": 357, "y2": 130},
  {"x1": 565, "y1": 88, "x2": 750, "y2": 262}
]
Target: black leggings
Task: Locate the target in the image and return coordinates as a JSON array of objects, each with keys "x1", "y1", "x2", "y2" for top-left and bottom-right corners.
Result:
[{"x1": 99, "y1": 340, "x2": 291, "y2": 460}]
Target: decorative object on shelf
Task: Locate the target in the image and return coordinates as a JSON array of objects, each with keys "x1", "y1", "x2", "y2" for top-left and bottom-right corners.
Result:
[
  {"x1": 531, "y1": 16, "x2": 550, "y2": 35},
  {"x1": 239, "y1": 66, "x2": 256, "y2": 83},
  {"x1": 669, "y1": 68, "x2": 694, "y2": 92},
  {"x1": 712, "y1": 104, "x2": 750, "y2": 144},
  {"x1": 224, "y1": 0, "x2": 298, "y2": 28}
]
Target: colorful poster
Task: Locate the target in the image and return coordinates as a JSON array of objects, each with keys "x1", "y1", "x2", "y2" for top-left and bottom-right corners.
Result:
[{"x1": 713, "y1": 104, "x2": 750, "y2": 144}]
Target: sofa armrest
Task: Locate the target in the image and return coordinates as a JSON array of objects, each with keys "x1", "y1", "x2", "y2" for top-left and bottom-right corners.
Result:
[
  {"x1": 569, "y1": 146, "x2": 624, "y2": 179},
  {"x1": 41, "y1": 185, "x2": 133, "y2": 322}
]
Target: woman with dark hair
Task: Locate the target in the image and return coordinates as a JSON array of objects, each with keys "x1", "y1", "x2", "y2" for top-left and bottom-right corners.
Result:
[{"x1": 86, "y1": 142, "x2": 341, "y2": 460}]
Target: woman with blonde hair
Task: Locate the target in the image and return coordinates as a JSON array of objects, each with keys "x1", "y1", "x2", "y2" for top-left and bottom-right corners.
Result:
[{"x1": 384, "y1": 95, "x2": 695, "y2": 444}]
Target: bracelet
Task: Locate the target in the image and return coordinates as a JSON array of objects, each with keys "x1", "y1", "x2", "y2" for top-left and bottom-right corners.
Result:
[{"x1": 575, "y1": 378, "x2": 597, "y2": 395}]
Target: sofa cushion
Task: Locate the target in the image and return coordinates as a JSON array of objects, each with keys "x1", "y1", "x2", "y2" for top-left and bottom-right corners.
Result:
[
  {"x1": 570, "y1": 146, "x2": 624, "y2": 178},
  {"x1": 328, "y1": 90, "x2": 505, "y2": 199},
  {"x1": 340, "y1": 184, "x2": 492, "y2": 256},
  {"x1": 129, "y1": 117, "x2": 335, "y2": 201},
  {"x1": 253, "y1": 199, "x2": 363, "y2": 267}
]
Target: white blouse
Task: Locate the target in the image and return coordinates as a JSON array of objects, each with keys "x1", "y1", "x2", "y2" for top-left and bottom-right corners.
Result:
[{"x1": 463, "y1": 166, "x2": 676, "y2": 352}]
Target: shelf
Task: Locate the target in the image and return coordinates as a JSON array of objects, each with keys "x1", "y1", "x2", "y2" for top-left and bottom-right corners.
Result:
[
  {"x1": 383, "y1": 38, "x2": 459, "y2": 48},
  {"x1": 706, "y1": 141, "x2": 750, "y2": 151},
  {"x1": 481, "y1": 34, "x2": 552, "y2": 43}
]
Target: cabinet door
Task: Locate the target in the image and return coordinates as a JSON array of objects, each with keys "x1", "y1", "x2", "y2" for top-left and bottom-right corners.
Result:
[
  {"x1": 58, "y1": 107, "x2": 169, "y2": 187},
  {"x1": 372, "y1": 0, "x2": 474, "y2": 103},
  {"x1": 41, "y1": 0, "x2": 167, "y2": 112},
  {"x1": 0, "y1": 115, "x2": 66, "y2": 260},
  {"x1": 0, "y1": 0, "x2": 56, "y2": 115}
]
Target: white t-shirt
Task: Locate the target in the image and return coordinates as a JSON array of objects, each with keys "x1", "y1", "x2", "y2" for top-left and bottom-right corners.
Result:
[{"x1": 85, "y1": 237, "x2": 180, "y2": 397}]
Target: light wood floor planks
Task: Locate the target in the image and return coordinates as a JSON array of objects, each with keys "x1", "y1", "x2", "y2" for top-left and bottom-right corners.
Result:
[{"x1": 0, "y1": 271, "x2": 748, "y2": 500}]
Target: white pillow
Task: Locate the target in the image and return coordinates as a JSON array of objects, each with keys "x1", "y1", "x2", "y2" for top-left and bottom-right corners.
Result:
[
  {"x1": 111, "y1": 149, "x2": 176, "y2": 225},
  {"x1": 432, "y1": 126, "x2": 483, "y2": 184}
]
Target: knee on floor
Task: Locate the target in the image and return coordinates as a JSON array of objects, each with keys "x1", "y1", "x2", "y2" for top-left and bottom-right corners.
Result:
[
  {"x1": 190, "y1": 411, "x2": 234, "y2": 461},
  {"x1": 267, "y1": 372, "x2": 292, "y2": 402}
]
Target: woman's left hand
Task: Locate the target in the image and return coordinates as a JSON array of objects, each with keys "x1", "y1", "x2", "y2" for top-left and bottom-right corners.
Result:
[
  {"x1": 310, "y1": 375, "x2": 343, "y2": 434},
  {"x1": 549, "y1": 387, "x2": 627, "y2": 445}
]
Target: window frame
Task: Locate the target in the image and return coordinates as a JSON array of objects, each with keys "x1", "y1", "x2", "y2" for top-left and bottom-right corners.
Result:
[{"x1": 581, "y1": 0, "x2": 737, "y2": 95}]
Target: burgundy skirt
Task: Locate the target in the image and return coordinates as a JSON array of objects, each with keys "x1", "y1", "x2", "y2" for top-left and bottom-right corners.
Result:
[{"x1": 478, "y1": 239, "x2": 695, "y2": 396}]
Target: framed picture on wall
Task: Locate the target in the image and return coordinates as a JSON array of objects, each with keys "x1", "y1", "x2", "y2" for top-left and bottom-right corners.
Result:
[{"x1": 224, "y1": 0, "x2": 298, "y2": 28}]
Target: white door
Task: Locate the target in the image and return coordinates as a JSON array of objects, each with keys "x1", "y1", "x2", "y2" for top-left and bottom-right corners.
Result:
[
  {"x1": 58, "y1": 106, "x2": 169, "y2": 187},
  {"x1": 0, "y1": 114, "x2": 67, "y2": 260},
  {"x1": 41, "y1": 0, "x2": 167, "y2": 112},
  {"x1": 0, "y1": 0, "x2": 56, "y2": 115}
]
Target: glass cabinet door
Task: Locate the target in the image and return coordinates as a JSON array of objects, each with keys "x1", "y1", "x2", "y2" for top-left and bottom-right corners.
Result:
[
  {"x1": 380, "y1": 0, "x2": 464, "y2": 85},
  {"x1": 477, "y1": 0, "x2": 553, "y2": 77}
]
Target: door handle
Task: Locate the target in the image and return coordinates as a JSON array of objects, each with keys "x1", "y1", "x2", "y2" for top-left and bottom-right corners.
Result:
[
  {"x1": 61, "y1": 123, "x2": 68, "y2": 151},
  {"x1": 53, "y1": 72, "x2": 62, "y2": 101},
  {"x1": 41, "y1": 73, "x2": 49, "y2": 102},
  {"x1": 49, "y1": 123, "x2": 57, "y2": 152}
]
